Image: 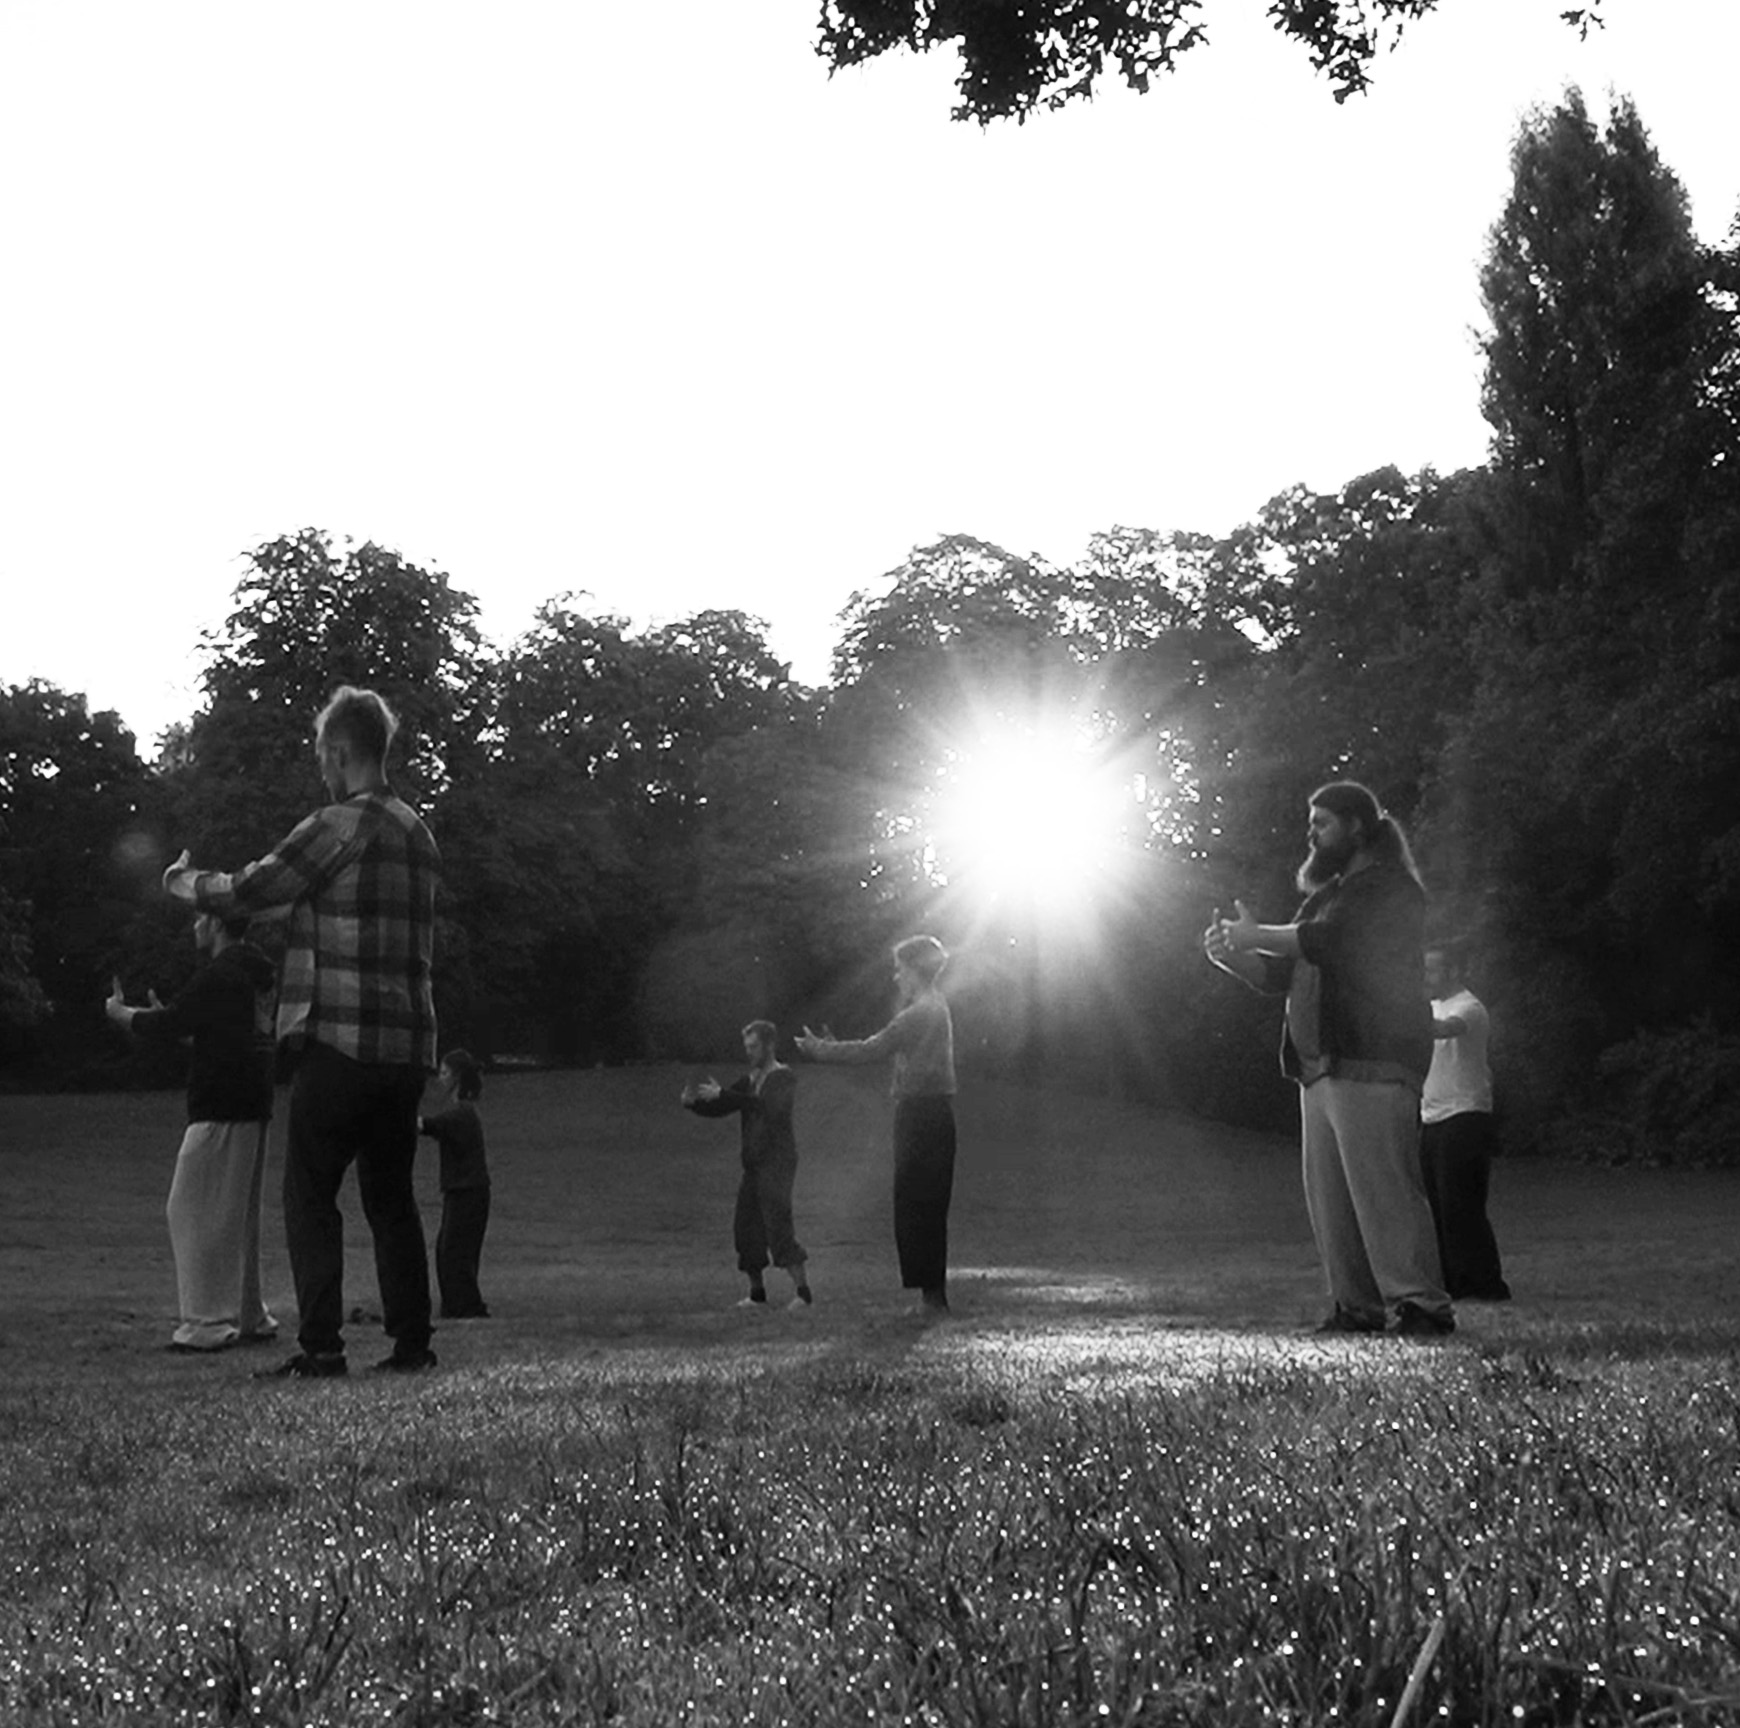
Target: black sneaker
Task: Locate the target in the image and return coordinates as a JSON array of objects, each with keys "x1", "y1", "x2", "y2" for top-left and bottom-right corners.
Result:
[
  {"x1": 1313, "y1": 1307, "x2": 1383, "y2": 1335},
  {"x1": 1393, "y1": 1301, "x2": 1456, "y2": 1338},
  {"x1": 254, "y1": 1351, "x2": 348, "y2": 1380},
  {"x1": 373, "y1": 1347, "x2": 438, "y2": 1373}
]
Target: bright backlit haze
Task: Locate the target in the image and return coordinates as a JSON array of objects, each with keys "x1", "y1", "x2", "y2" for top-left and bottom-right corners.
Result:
[
  {"x1": 927, "y1": 706, "x2": 1155, "y2": 927},
  {"x1": 2, "y1": 0, "x2": 1736, "y2": 751}
]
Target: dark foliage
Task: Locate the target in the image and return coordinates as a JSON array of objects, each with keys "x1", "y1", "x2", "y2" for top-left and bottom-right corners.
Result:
[{"x1": 816, "y1": 0, "x2": 1598, "y2": 122}]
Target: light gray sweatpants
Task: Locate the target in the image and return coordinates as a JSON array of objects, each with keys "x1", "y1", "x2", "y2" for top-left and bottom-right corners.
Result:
[
  {"x1": 1300, "y1": 1076, "x2": 1450, "y2": 1323},
  {"x1": 166, "y1": 1119, "x2": 277, "y2": 1349}
]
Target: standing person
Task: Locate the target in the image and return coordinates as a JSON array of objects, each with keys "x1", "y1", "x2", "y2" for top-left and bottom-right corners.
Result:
[
  {"x1": 797, "y1": 934, "x2": 956, "y2": 1317},
  {"x1": 681, "y1": 1020, "x2": 812, "y2": 1311},
  {"x1": 105, "y1": 912, "x2": 279, "y2": 1352},
  {"x1": 1203, "y1": 781, "x2": 1453, "y2": 1337},
  {"x1": 1421, "y1": 944, "x2": 1511, "y2": 1302},
  {"x1": 163, "y1": 685, "x2": 440, "y2": 1378},
  {"x1": 418, "y1": 1050, "x2": 493, "y2": 1319}
]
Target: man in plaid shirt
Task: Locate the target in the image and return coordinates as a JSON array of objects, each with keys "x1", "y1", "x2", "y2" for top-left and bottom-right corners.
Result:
[{"x1": 165, "y1": 686, "x2": 441, "y2": 1377}]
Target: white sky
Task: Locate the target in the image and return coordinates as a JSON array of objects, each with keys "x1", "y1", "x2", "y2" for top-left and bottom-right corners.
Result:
[{"x1": 2, "y1": 0, "x2": 1736, "y2": 750}]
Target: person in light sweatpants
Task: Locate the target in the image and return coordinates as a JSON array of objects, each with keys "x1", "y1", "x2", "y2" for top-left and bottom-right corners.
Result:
[
  {"x1": 108, "y1": 912, "x2": 279, "y2": 1351},
  {"x1": 1205, "y1": 780, "x2": 1453, "y2": 1339}
]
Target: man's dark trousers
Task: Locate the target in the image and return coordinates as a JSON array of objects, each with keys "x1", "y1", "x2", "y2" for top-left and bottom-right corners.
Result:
[
  {"x1": 733, "y1": 1154, "x2": 802, "y2": 1277},
  {"x1": 892, "y1": 1095, "x2": 956, "y2": 1293},
  {"x1": 1419, "y1": 1110, "x2": 1509, "y2": 1301},
  {"x1": 285, "y1": 1042, "x2": 433, "y2": 1358}
]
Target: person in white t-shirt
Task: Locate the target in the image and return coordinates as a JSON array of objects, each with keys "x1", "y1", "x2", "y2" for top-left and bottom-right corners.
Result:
[{"x1": 1421, "y1": 945, "x2": 1511, "y2": 1301}]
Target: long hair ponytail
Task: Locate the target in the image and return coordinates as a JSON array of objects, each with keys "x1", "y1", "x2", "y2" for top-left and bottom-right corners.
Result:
[{"x1": 1310, "y1": 781, "x2": 1423, "y2": 886}]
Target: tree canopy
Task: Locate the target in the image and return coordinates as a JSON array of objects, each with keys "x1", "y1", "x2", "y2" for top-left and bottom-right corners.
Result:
[{"x1": 815, "y1": 0, "x2": 1605, "y2": 123}]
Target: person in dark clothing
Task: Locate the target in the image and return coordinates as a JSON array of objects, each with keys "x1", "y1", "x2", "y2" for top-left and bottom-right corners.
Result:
[
  {"x1": 1204, "y1": 781, "x2": 1453, "y2": 1338},
  {"x1": 107, "y1": 912, "x2": 280, "y2": 1352},
  {"x1": 682, "y1": 1020, "x2": 812, "y2": 1310},
  {"x1": 164, "y1": 685, "x2": 440, "y2": 1379},
  {"x1": 418, "y1": 1049, "x2": 492, "y2": 1319}
]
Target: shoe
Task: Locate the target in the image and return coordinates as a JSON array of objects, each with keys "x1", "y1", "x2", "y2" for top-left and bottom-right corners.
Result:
[
  {"x1": 373, "y1": 1347, "x2": 438, "y2": 1373},
  {"x1": 786, "y1": 1292, "x2": 813, "y2": 1312},
  {"x1": 737, "y1": 1289, "x2": 768, "y2": 1308},
  {"x1": 236, "y1": 1327, "x2": 280, "y2": 1347},
  {"x1": 1393, "y1": 1301, "x2": 1456, "y2": 1337},
  {"x1": 254, "y1": 1351, "x2": 348, "y2": 1380},
  {"x1": 1313, "y1": 1307, "x2": 1383, "y2": 1335},
  {"x1": 166, "y1": 1338, "x2": 235, "y2": 1355}
]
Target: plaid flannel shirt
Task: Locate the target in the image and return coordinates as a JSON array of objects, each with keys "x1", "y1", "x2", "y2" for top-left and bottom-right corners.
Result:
[{"x1": 189, "y1": 791, "x2": 440, "y2": 1070}]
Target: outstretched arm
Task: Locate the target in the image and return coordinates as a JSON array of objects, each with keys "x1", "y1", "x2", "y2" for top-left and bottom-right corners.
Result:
[
  {"x1": 1202, "y1": 908, "x2": 1275, "y2": 991},
  {"x1": 163, "y1": 812, "x2": 352, "y2": 917},
  {"x1": 104, "y1": 976, "x2": 138, "y2": 1033},
  {"x1": 1219, "y1": 897, "x2": 1301, "y2": 959},
  {"x1": 683, "y1": 1077, "x2": 749, "y2": 1118},
  {"x1": 793, "y1": 1023, "x2": 834, "y2": 1060},
  {"x1": 797, "y1": 1017, "x2": 904, "y2": 1064},
  {"x1": 117, "y1": 970, "x2": 212, "y2": 1043}
]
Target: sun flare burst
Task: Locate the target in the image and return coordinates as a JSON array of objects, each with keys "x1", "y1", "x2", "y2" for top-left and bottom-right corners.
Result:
[{"x1": 929, "y1": 716, "x2": 1140, "y2": 917}]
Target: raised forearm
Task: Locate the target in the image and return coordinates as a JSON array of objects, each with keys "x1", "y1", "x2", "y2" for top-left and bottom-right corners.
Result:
[{"x1": 1237, "y1": 922, "x2": 1301, "y2": 958}]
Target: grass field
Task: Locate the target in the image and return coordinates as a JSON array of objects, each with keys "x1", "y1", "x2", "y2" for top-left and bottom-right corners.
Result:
[{"x1": 2, "y1": 1067, "x2": 1737, "y2": 1725}]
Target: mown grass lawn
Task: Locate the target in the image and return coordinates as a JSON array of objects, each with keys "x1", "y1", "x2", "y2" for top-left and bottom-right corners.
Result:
[{"x1": 1, "y1": 1068, "x2": 1736, "y2": 1725}]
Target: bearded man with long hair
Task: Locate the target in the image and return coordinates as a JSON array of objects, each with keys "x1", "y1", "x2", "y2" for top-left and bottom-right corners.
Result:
[{"x1": 1204, "y1": 781, "x2": 1453, "y2": 1338}]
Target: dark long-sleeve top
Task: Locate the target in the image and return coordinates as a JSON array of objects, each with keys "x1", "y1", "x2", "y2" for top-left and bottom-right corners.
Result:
[
  {"x1": 129, "y1": 941, "x2": 277, "y2": 1124},
  {"x1": 419, "y1": 1101, "x2": 490, "y2": 1191},
  {"x1": 685, "y1": 1065, "x2": 798, "y2": 1168},
  {"x1": 1255, "y1": 861, "x2": 1433, "y2": 1090}
]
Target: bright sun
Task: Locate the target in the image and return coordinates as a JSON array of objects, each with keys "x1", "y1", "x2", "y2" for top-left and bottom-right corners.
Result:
[{"x1": 930, "y1": 719, "x2": 1137, "y2": 914}]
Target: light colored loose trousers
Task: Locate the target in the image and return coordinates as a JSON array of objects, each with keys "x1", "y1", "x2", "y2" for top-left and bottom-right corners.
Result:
[
  {"x1": 166, "y1": 1120, "x2": 277, "y2": 1349},
  {"x1": 1300, "y1": 1076, "x2": 1450, "y2": 1323}
]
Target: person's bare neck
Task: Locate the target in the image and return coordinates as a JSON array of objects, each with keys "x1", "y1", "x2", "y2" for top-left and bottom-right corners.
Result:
[{"x1": 342, "y1": 764, "x2": 389, "y2": 797}]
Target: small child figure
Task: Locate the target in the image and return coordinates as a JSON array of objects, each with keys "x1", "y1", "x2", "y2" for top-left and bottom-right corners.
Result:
[{"x1": 418, "y1": 1049, "x2": 492, "y2": 1319}]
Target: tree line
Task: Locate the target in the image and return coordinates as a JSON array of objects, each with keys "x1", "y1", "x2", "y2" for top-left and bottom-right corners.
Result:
[{"x1": 3, "y1": 93, "x2": 1736, "y2": 1163}]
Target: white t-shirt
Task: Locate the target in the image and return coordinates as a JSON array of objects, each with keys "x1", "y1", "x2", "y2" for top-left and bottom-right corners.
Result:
[{"x1": 1422, "y1": 989, "x2": 1493, "y2": 1123}]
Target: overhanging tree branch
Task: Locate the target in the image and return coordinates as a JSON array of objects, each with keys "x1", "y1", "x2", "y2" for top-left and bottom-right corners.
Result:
[{"x1": 816, "y1": 0, "x2": 1606, "y2": 122}]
